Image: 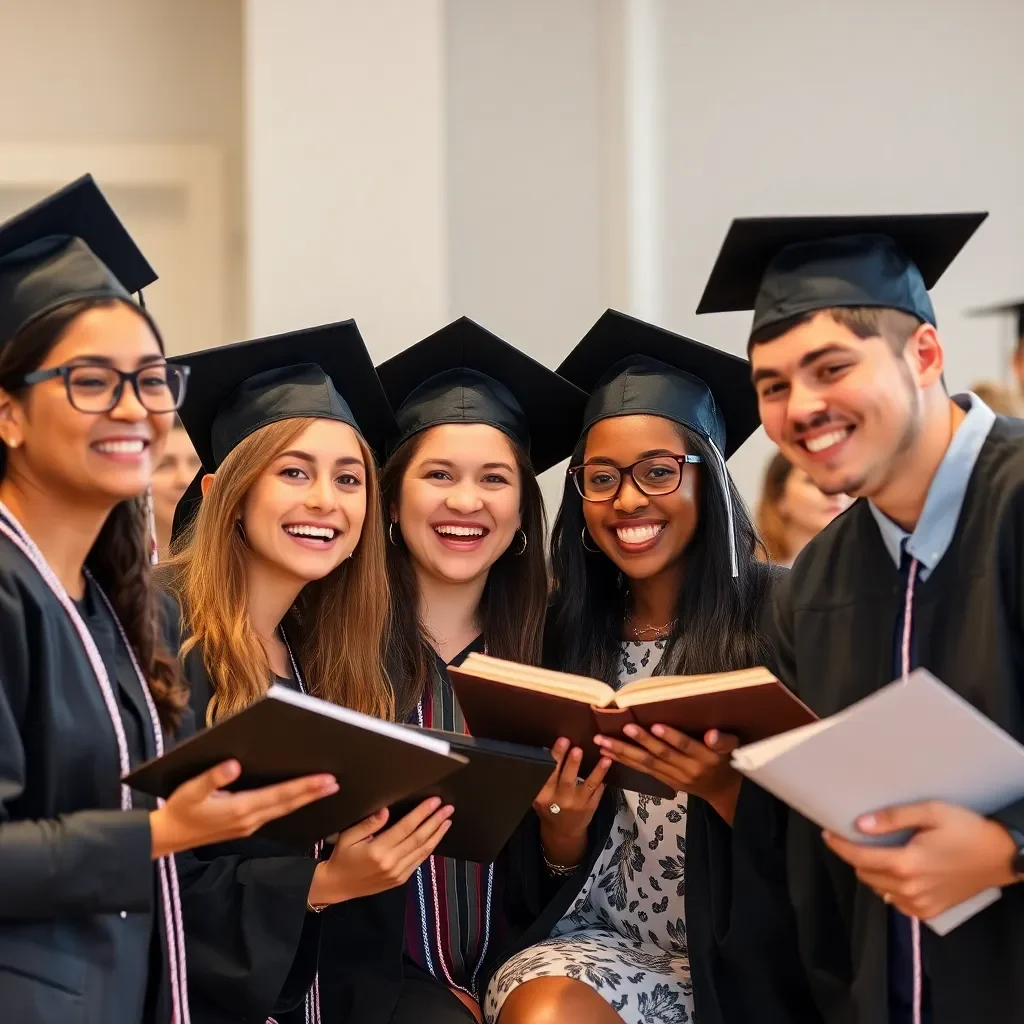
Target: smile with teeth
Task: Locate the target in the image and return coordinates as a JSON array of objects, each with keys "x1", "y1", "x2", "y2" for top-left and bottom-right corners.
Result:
[
  {"x1": 615, "y1": 523, "x2": 665, "y2": 544},
  {"x1": 93, "y1": 439, "x2": 146, "y2": 454},
  {"x1": 434, "y1": 525, "x2": 486, "y2": 537},
  {"x1": 803, "y1": 427, "x2": 852, "y2": 454},
  {"x1": 284, "y1": 524, "x2": 337, "y2": 541}
]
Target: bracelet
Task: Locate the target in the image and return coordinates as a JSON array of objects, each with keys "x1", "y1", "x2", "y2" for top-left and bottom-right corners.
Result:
[
  {"x1": 307, "y1": 900, "x2": 328, "y2": 913},
  {"x1": 542, "y1": 850, "x2": 579, "y2": 876}
]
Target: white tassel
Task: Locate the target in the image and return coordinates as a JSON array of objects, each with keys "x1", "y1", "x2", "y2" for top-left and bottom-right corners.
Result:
[{"x1": 707, "y1": 437, "x2": 738, "y2": 577}]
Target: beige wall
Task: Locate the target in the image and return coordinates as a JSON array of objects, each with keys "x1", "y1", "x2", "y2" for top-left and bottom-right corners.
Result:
[{"x1": 0, "y1": 0, "x2": 246, "y2": 348}]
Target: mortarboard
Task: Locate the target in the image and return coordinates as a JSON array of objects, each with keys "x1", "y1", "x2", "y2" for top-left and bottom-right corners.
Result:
[
  {"x1": 0, "y1": 174, "x2": 157, "y2": 348},
  {"x1": 375, "y1": 316, "x2": 588, "y2": 474},
  {"x1": 169, "y1": 321, "x2": 397, "y2": 541},
  {"x1": 558, "y1": 309, "x2": 759, "y2": 576},
  {"x1": 967, "y1": 299, "x2": 1024, "y2": 348},
  {"x1": 557, "y1": 309, "x2": 759, "y2": 460},
  {"x1": 696, "y1": 213, "x2": 988, "y2": 338}
]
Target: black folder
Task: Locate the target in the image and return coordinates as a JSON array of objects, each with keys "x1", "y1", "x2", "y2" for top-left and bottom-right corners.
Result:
[
  {"x1": 124, "y1": 685, "x2": 468, "y2": 850},
  {"x1": 387, "y1": 729, "x2": 554, "y2": 863}
]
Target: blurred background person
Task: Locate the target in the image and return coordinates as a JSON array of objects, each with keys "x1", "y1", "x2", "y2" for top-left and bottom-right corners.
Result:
[
  {"x1": 756, "y1": 451, "x2": 851, "y2": 567},
  {"x1": 152, "y1": 415, "x2": 200, "y2": 559},
  {"x1": 970, "y1": 380, "x2": 1023, "y2": 417}
]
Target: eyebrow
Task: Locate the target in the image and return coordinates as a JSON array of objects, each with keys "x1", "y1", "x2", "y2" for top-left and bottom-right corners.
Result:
[
  {"x1": 419, "y1": 458, "x2": 515, "y2": 472},
  {"x1": 277, "y1": 449, "x2": 365, "y2": 468},
  {"x1": 68, "y1": 354, "x2": 167, "y2": 368},
  {"x1": 750, "y1": 343, "x2": 853, "y2": 385},
  {"x1": 586, "y1": 448, "x2": 680, "y2": 464}
]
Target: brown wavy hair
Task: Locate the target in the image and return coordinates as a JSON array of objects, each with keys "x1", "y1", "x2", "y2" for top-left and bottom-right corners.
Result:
[
  {"x1": 756, "y1": 451, "x2": 794, "y2": 564},
  {"x1": 0, "y1": 299, "x2": 188, "y2": 732},
  {"x1": 381, "y1": 429, "x2": 548, "y2": 720},
  {"x1": 164, "y1": 417, "x2": 394, "y2": 724}
]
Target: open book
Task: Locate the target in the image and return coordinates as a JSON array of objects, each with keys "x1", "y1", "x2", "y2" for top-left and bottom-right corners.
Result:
[
  {"x1": 448, "y1": 653, "x2": 815, "y2": 797},
  {"x1": 731, "y1": 668, "x2": 1024, "y2": 934}
]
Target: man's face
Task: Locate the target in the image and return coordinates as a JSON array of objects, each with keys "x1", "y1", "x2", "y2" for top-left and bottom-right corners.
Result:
[{"x1": 750, "y1": 312, "x2": 923, "y2": 499}]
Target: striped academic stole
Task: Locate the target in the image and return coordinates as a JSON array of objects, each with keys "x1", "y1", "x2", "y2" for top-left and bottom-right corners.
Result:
[{"x1": 404, "y1": 658, "x2": 496, "y2": 998}]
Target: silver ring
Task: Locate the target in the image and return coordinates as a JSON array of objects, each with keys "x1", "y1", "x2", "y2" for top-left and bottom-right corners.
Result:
[
  {"x1": 575, "y1": 777, "x2": 585, "y2": 786},
  {"x1": 549, "y1": 803, "x2": 561, "y2": 815}
]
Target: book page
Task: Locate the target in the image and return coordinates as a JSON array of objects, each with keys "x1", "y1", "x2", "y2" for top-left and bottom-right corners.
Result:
[
  {"x1": 455, "y1": 653, "x2": 617, "y2": 706},
  {"x1": 614, "y1": 666, "x2": 777, "y2": 708},
  {"x1": 266, "y1": 685, "x2": 453, "y2": 754}
]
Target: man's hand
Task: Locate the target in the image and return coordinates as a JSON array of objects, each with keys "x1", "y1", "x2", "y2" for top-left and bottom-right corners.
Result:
[{"x1": 823, "y1": 800, "x2": 1019, "y2": 919}]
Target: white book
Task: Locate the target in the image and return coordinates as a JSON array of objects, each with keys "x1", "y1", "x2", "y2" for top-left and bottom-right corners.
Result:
[{"x1": 732, "y1": 668, "x2": 1024, "y2": 935}]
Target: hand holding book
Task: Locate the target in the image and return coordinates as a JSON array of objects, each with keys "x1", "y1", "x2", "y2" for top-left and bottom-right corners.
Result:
[{"x1": 595, "y1": 724, "x2": 743, "y2": 823}]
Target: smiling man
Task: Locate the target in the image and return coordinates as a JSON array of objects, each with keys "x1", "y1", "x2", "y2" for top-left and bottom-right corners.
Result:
[{"x1": 698, "y1": 214, "x2": 1024, "y2": 1024}]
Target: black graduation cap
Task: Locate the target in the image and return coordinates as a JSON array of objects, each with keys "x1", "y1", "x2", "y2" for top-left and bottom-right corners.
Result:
[
  {"x1": 169, "y1": 322, "x2": 397, "y2": 542},
  {"x1": 375, "y1": 316, "x2": 588, "y2": 474},
  {"x1": 557, "y1": 309, "x2": 759, "y2": 460},
  {"x1": 696, "y1": 213, "x2": 988, "y2": 337},
  {"x1": 967, "y1": 299, "x2": 1024, "y2": 347},
  {"x1": 0, "y1": 174, "x2": 157, "y2": 348}
]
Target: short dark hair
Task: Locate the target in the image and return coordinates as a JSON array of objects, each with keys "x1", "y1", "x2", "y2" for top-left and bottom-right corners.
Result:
[{"x1": 749, "y1": 306, "x2": 924, "y2": 355}]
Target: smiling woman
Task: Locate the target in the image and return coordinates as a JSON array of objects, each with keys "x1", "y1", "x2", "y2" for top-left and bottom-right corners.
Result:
[
  {"x1": 313, "y1": 318, "x2": 588, "y2": 1024},
  {"x1": 484, "y1": 311, "x2": 818, "y2": 1024},
  {"x1": 0, "y1": 177, "x2": 338, "y2": 1024}
]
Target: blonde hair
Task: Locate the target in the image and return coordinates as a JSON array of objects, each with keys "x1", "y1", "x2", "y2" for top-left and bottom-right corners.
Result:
[
  {"x1": 756, "y1": 451, "x2": 794, "y2": 564},
  {"x1": 163, "y1": 417, "x2": 394, "y2": 724}
]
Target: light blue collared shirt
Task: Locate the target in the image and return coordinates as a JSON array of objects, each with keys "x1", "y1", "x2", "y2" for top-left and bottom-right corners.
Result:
[{"x1": 868, "y1": 393, "x2": 996, "y2": 580}]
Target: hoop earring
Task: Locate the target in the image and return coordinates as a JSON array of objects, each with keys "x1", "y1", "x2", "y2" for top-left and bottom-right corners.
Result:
[
  {"x1": 389, "y1": 521, "x2": 401, "y2": 546},
  {"x1": 512, "y1": 528, "x2": 528, "y2": 556},
  {"x1": 581, "y1": 527, "x2": 601, "y2": 553}
]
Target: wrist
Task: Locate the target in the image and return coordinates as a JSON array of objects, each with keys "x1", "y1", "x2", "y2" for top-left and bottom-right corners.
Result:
[
  {"x1": 149, "y1": 808, "x2": 174, "y2": 860},
  {"x1": 539, "y1": 821, "x2": 587, "y2": 867},
  {"x1": 307, "y1": 862, "x2": 335, "y2": 907},
  {"x1": 991, "y1": 822, "x2": 1024, "y2": 887}
]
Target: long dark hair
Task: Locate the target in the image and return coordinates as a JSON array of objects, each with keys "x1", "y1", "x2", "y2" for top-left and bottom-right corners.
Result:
[
  {"x1": 381, "y1": 428, "x2": 548, "y2": 719},
  {"x1": 546, "y1": 422, "x2": 773, "y2": 683},
  {"x1": 0, "y1": 298, "x2": 188, "y2": 732}
]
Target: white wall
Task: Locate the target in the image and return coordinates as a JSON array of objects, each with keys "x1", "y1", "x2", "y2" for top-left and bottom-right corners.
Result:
[
  {"x1": 656, "y1": 0, "x2": 1024, "y2": 508},
  {"x1": 0, "y1": 0, "x2": 246, "y2": 345},
  {"x1": 245, "y1": 0, "x2": 449, "y2": 356}
]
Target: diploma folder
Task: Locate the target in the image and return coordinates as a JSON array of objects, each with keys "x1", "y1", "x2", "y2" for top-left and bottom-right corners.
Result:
[
  {"x1": 390, "y1": 730, "x2": 555, "y2": 863},
  {"x1": 448, "y1": 653, "x2": 814, "y2": 797},
  {"x1": 731, "y1": 669, "x2": 1024, "y2": 934},
  {"x1": 124, "y1": 685, "x2": 468, "y2": 849}
]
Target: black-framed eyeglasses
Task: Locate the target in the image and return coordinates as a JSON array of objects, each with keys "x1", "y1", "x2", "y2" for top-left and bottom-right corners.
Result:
[
  {"x1": 20, "y1": 362, "x2": 190, "y2": 414},
  {"x1": 568, "y1": 454, "x2": 703, "y2": 502}
]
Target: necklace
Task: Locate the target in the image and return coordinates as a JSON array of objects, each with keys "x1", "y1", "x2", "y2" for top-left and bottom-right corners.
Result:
[
  {"x1": 629, "y1": 617, "x2": 678, "y2": 640},
  {"x1": 427, "y1": 622, "x2": 480, "y2": 653}
]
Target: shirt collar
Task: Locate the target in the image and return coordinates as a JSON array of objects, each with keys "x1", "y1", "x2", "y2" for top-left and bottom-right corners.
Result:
[{"x1": 868, "y1": 393, "x2": 996, "y2": 576}]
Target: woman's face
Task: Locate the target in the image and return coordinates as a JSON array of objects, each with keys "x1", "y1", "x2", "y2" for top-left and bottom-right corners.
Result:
[
  {"x1": 396, "y1": 423, "x2": 522, "y2": 585},
  {"x1": 580, "y1": 415, "x2": 700, "y2": 582},
  {"x1": 780, "y1": 466, "x2": 850, "y2": 539},
  {"x1": 0, "y1": 303, "x2": 173, "y2": 505},
  {"x1": 239, "y1": 419, "x2": 368, "y2": 586},
  {"x1": 152, "y1": 426, "x2": 201, "y2": 537}
]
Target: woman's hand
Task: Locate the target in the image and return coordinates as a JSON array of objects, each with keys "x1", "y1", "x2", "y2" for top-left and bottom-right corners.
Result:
[
  {"x1": 595, "y1": 725, "x2": 742, "y2": 823},
  {"x1": 533, "y1": 738, "x2": 611, "y2": 869},
  {"x1": 150, "y1": 759, "x2": 338, "y2": 858},
  {"x1": 307, "y1": 797, "x2": 454, "y2": 905}
]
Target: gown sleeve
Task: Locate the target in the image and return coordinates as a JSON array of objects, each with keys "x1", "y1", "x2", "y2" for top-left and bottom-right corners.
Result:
[{"x1": 0, "y1": 564, "x2": 152, "y2": 920}]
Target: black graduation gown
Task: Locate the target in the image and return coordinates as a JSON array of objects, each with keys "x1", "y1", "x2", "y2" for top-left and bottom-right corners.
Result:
[
  {"x1": 170, "y1": 612, "x2": 322, "y2": 1024},
  {"x1": 485, "y1": 564, "x2": 820, "y2": 1024},
  {"x1": 763, "y1": 416, "x2": 1024, "y2": 1024},
  {"x1": 0, "y1": 535, "x2": 183, "y2": 1024},
  {"x1": 316, "y1": 648, "x2": 553, "y2": 1024}
]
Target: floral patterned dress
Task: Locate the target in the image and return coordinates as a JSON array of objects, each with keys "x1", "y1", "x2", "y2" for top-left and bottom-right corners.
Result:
[{"x1": 485, "y1": 639, "x2": 696, "y2": 1023}]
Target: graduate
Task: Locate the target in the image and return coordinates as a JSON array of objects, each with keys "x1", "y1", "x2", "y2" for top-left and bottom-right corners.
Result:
[
  {"x1": 485, "y1": 310, "x2": 818, "y2": 1024},
  {"x1": 163, "y1": 323, "x2": 455, "y2": 1024},
  {"x1": 0, "y1": 177, "x2": 337, "y2": 1024},
  {"x1": 698, "y1": 213, "x2": 1024, "y2": 1024},
  {"x1": 151, "y1": 416, "x2": 200, "y2": 560},
  {"x1": 316, "y1": 318, "x2": 588, "y2": 1024},
  {"x1": 967, "y1": 298, "x2": 1024, "y2": 395}
]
